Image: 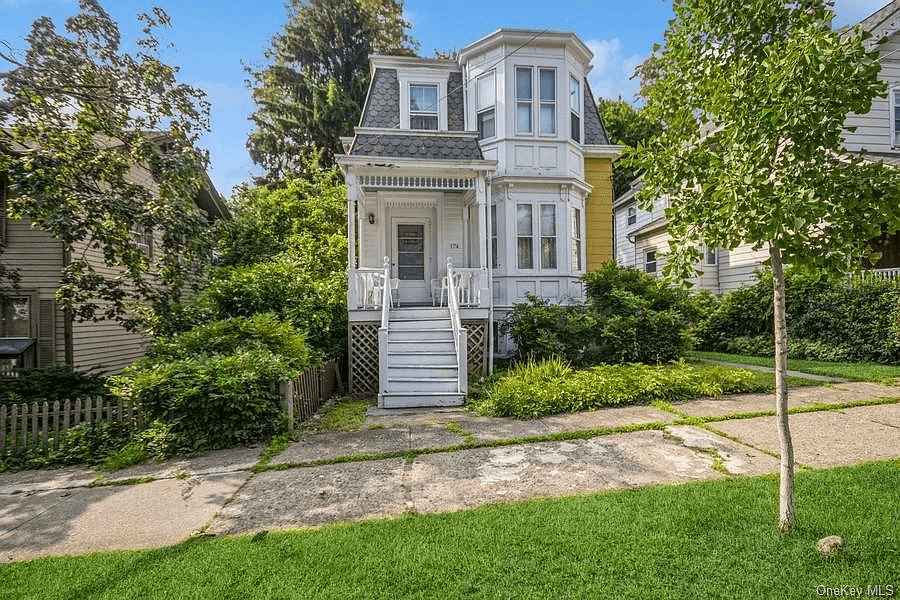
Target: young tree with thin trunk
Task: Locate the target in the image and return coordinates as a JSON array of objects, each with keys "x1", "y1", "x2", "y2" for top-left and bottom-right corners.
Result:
[{"x1": 630, "y1": 0, "x2": 900, "y2": 531}]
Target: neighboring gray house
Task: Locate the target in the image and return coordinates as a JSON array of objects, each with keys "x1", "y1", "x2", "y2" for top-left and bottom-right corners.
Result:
[
  {"x1": 0, "y1": 159, "x2": 228, "y2": 377},
  {"x1": 337, "y1": 29, "x2": 620, "y2": 408},
  {"x1": 614, "y1": 1, "x2": 900, "y2": 292}
]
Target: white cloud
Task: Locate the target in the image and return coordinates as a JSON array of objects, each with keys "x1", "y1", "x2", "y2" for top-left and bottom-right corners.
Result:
[{"x1": 585, "y1": 38, "x2": 644, "y2": 104}]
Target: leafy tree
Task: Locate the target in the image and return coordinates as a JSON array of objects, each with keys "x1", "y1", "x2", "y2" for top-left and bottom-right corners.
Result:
[
  {"x1": 247, "y1": 0, "x2": 417, "y2": 180},
  {"x1": 630, "y1": 0, "x2": 900, "y2": 531},
  {"x1": 598, "y1": 98, "x2": 662, "y2": 198},
  {"x1": 0, "y1": 0, "x2": 212, "y2": 330}
]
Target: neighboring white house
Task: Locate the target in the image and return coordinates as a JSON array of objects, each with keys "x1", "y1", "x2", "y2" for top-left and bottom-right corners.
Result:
[
  {"x1": 613, "y1": 1, "x2": 900, "y2": 292},
  {"x1": 337, "y1": 29, "x2": 620, "y2": 407}
]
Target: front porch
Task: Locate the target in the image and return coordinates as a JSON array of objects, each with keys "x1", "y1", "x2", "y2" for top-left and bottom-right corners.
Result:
[{"x1": 344, "y1": 166, "x2": 493, "y2": 402}]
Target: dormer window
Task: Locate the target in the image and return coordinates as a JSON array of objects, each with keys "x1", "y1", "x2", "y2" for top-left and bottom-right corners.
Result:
[
  {"x1": 570, "y1": 76, "x2": 581, "y2": 143},
  {"x1": 410, "y1": 84, "x2": 438, "y2": 130}
]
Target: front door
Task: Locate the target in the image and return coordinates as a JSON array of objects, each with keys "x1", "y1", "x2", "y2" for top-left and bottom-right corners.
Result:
[{"x1": 392, "y1": 218, "x2": 431, "y2": 304}]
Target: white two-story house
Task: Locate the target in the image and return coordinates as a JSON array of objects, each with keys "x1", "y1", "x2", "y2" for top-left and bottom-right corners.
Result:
[{"x1": 337, "y1": 29, "x2": 619, "y2": 407}]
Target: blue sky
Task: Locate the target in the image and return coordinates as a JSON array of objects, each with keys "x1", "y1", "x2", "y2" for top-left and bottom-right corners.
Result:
[{"x1": 0, "y1": 0, "x2": 890, "y2": 198}]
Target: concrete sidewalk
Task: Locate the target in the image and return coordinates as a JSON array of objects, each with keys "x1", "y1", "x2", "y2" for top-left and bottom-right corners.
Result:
[{"x1": 2, "y1": 381, "x2": 899, "y2": 563}]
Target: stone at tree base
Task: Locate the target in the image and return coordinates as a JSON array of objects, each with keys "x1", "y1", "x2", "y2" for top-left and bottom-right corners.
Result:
[{"x1": 816, "y1": 536, "x2": 844, "y2": 557}]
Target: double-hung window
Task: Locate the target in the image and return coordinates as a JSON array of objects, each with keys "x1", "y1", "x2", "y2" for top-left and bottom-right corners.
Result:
[
  {"x1": 571, "y1": 207, "x2": 582, "y2": 271},
  {"x1": 893, "y1": 88, "x2": 900, "y2": 148},
  {"x1": 477, "y1": 72, "x2": 495, "y2": 140},
  {"x1": 570, "y1": 76, "x2": 581, "y2": 143},
  {"x1": 517, "y1": 204, "x2": 534, "y2": 269},
  {"x1": 540, "y1": 204, "x2": 557, "y2": 269},
  {"x1": 627, "y1": 206, "x2": 637, "y2": 226},
  {"x1": 410, "y1": 84, "x2": 438, "y2": 130},
  {"x1": 516, "y1": 203, "x2": 558, "y2": 270},
  {"x1": 645, "y1": 250, "x2": 657, "y2": 274},
  {"x1": 516, "y1": 67, "x2": 556, "y2": 135},
  {"x1": 704, "y1": 244, "x2": 717, "y2": 266},
  {"x1": 490, "y1": 204, "x2": 499, "y2": 269},
  {"x1": 130, "y1": 224, "x2": 153, "y2": 258},
  {"x1": 515, "y1": 68, "x2": 533, "y2": 134}
]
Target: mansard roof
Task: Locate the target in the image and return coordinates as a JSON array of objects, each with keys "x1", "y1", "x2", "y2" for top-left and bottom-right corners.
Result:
[{"x1": 349, "y1": 132, "x2": 484, "y2": 161}]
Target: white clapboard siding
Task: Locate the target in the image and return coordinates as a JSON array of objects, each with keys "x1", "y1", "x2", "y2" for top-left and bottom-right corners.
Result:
[{"x1": 844, "y1": 33, "x2": 900, "y2": 154}]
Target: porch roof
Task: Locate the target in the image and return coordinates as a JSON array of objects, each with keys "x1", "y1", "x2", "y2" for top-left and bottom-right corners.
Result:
[{"x1": 348, "y1": 130, "x2": 484, "y2": 161}]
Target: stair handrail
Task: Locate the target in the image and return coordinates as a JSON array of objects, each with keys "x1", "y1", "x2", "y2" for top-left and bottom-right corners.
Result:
[
  {"x1": 380, "y1": 256, "x2": 391, "y2": 330},
  {"x1": 446, "y1": 260, "x2": 467, "y2": 394}
]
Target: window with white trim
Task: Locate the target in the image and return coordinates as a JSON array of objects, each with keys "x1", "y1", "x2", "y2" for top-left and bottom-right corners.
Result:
[
  {"x1": 627, "y1": 206, "x2": 637, "y2": 226},
  {"x1": 409, "y1": 84, "x2": 438, "y2": 130},
  {"x1": 516, "y1": 67, "x2": 556, "y2": 136},
  {"x1": 477, "y1": 71, "x2": 495, "y2": 140},
  {"x1": 490, "y1": 204, "x2": 499, "y2": 269},
  {"x1": 570, "y1": 76, "x2": 581, "y2": 143},
  {"x1": 517, "y1": 204, "x2": 533, "y2": 269},
  {"x1": 515, "y1": 68, "x2": 533, "y2": 134},
  {"x1": 131, "y1": 224, "x2": 153, "y2": 258},
  {"x1": 704, "y1": 244, "x2": 717, "y2": 265},
  {"x1": 645, "y1": 249, "x2": 657, "y2": 274},
  {"x1": 540, "y1": 204, "x2": 557, "y2": 269},
  {"x1": 893, "y1": 87, "x2": 900, "y2": 148},
  {"x1": 572, "y1": 207, "x2": 582, "y2": 271}
]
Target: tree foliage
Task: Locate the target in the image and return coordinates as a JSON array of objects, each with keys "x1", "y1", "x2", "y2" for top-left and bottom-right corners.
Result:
[
  {"x1": 630, "y1": 0, "x2": 900, "y2": 531},
  {"x1": 246, "y1": 0, "x2": 417, "y2": 180},
  {"x1": 0, "y1": 0, "x2": 213, "y2": 330},
  {"x1": 598, "y1": 98, "x2": 662, "y2": 199}
]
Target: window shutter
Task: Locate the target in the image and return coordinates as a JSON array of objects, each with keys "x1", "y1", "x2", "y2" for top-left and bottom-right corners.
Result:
[{"x1": 37, "y1": 299, "x2": 55, "y2": 367}]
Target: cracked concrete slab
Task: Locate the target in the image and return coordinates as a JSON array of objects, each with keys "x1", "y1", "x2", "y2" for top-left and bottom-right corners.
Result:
[
  {"x1": 408, "y1": 430, "x2": 722, "y2": 514},
  {"x1": 274, "y1": 426, "x2": 467, "y2": 464},
  {"x1": 713, "y1": 405, "x2": 900, "y2": 467},
  {"x1": 539, "y1": 405, "x2": 677, "y2": 432},
  {"x1": 457, "y1": 417, "x2": 551, "y2": 441},
  {"x1": 665, "y1": 425, "x2": 779, "y2": 476},
  {"x1": 676, "y1": 383, "x2": 900, "y2": 418},
  {"x1": 207, "y1": 458, "x2": 407, "y2": 536},
  {"x1": 0, "y1": 473, "x2": 246, "y2": 563}
]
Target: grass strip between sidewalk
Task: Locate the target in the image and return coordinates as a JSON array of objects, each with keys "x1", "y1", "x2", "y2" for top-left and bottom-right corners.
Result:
[{"x1": 4, "y1": 460, "x2": 898, "y2": 599}]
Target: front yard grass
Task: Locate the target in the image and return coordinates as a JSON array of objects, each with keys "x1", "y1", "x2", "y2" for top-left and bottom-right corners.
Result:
[
  {"x1": 689, "y1": 350, "x2": 900, "y2": 383},
  {"x1": 3, "y1": 460, "x2": 898, "y2": 599}
]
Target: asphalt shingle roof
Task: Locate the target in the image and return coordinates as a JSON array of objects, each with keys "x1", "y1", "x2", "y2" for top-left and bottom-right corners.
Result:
[
  {"x1": 583, "y1": 79, "x2": 610, "y2": 145},
  {"x1": 361, "y1": 68, "x2": 400, "y2": 129},
  {"x1": 352, "y1": 133, "x2": 484, "y2": 160}
]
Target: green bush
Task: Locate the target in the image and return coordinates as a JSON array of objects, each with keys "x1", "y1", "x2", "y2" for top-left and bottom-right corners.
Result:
[
  {"x1": 472, "y1": 359, "x2": 760, "y2": 419},
  {"x1": 112, "y1": 315, "x2": 309, "y2": 452},
  {"x1": 0, "y1": 419, "x2": 136, "y2": 471},
  {"x1": 0, "y1": 365, "x2": 110, "y2": 405},
  {"x1": 508, "y1": 263, "x2": 694, "y2": 366},
  {"x1": 696, "y1": 270, "x2": 900, "y2": 363},
  {"x1": 113, "y1": 350, "x2": 297, "y2": 452}
]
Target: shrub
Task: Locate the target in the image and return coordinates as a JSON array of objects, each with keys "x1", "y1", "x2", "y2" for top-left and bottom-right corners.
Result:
[
  {"x1": 112, "y1": 350, "x2": 297, "y2": 452},
  {"x1": 0, "y1": 365, "x2": 110, "y2": 405},
  {"x1": 696, "y1": 269, "x2": 900, "y2": 363},
  {"x1": 508, "y1": 263, "x2": 694, "y2": 366},
  {"x1": 472, "y1": 359, "x2": 760, "y2": 419}
]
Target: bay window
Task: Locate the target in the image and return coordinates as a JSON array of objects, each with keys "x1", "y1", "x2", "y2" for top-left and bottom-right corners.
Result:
[
  {"x1": 517, "y1": 204, "x2": 533, "y2": 269},
  {"x1": 540, "y1": 204, "x2": 557, "y2": 269},
  {"x1": 477, "y1": 71, "x2": 495, "y2": 140},
  {"x1": 516, "y1": 66, "x2": 556, "y2": 135},
  {"x1": 570, "y1": 76, "x2": 581, "y2": 142}
]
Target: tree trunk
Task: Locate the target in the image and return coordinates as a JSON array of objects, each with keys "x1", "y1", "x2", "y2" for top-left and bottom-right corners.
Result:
[{"x1": 770, "y1": 241, "x2": 795, "y2": 532}]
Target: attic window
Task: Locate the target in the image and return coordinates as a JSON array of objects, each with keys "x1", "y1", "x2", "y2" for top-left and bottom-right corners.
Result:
[{"x1": 410, "y1": 84, "x2": 438, "y2": 130}]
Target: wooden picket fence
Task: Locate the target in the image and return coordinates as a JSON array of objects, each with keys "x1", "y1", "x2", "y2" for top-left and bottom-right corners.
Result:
[
  {"x1": 0, "y1": 397, "x2": 141, "y2": 456},
  {"x1": 280, "y1": 359, "x2": 343, "y2": 428}
]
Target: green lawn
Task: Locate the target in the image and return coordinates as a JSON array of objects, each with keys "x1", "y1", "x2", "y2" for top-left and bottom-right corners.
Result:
[
  {"x1": 690, "y1": 350, "x2": 900, "y2": 383},
  {"x1": 3, "y1": 461, "x2": 898, "y2": 599}
]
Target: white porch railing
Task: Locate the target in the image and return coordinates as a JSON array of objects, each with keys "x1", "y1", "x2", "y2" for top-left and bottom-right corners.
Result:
[
  {"x1": 849, "y1": 267, "x2": 900, "y2": 281},
  {"x1": 450, "y1": 268, "x2": 484, "y2": 307},
  {"x1": 378, "y1": 257, "x2": 392, "y2": 397},
  {"x1": 446, "y1": 260, "x2": 468, "y2": 395},
  {"x1": 352, "y1": 263, "x2": 388, "y2": 310}
]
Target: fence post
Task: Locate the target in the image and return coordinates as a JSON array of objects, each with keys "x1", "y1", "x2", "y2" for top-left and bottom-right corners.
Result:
[
  {"x1": 11, "y1": 404, "x2": 18, "y2": 449},
  {"x1": 280, "y1": 380, "x2": 294, "y2": 431},
  {"x1": 52, "y1": 400, "x2": 60, "y2": 450},
  {"x1": 30, "y1": 402, "x2": 38, "y2": 447},
  {"x1": 41, "y1": 401, "x2": 49, "y2": 453}
]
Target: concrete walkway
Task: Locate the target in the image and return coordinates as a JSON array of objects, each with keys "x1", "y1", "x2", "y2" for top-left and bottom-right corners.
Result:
[{"x1": 1, "y1": 381, "x2": 899, "y2": 563}]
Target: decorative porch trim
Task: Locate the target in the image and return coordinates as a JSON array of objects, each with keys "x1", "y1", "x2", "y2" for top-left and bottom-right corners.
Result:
[
  {"x1": 360, "y1": 174, "x2": 475, "y2": 191},
  {"x1": 462, "y1": 319, "x2": 489, "y2": 375},
  {"x1": 349, "y1": 321, "x2": 380, "y2": 394}
]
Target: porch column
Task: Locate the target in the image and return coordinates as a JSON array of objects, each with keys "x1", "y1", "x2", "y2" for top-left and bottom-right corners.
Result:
[
  {"x1": 475, "y1": 175, "x2": 489, "y2": 308},
  {"x1": 346, "y1": 173, "x2": 358, "y2": 308}
]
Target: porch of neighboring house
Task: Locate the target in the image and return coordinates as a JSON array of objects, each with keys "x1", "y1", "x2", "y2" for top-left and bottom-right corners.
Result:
[{"x1": 346, "y1": 170, "x2": 492, "y2": 408}]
